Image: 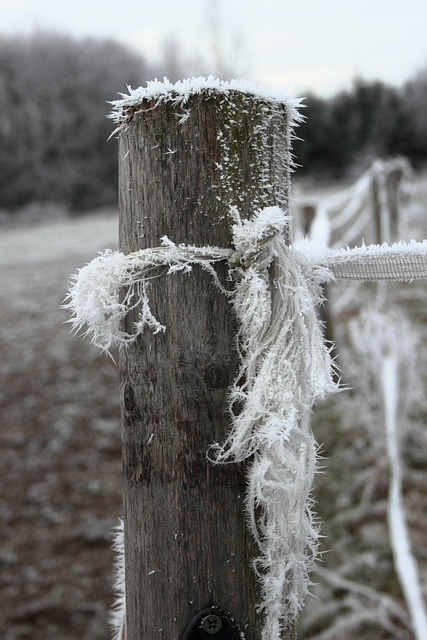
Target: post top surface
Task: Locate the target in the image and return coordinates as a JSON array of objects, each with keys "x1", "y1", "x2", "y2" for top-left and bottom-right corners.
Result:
[{"x1": 108, "y1": 75, "x2": 302, "y2": 131}]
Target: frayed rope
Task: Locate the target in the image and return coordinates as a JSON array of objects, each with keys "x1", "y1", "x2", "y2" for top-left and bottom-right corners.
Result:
[
  {"x1": 212, "y1": 208, "x2": 338, "y2": 638},
  {"x1": 63, "y1": 237, "x2": 232, "y2": 354},
  {"x1": 65, "y1": 206, "x2": 339, "y2": 640}
]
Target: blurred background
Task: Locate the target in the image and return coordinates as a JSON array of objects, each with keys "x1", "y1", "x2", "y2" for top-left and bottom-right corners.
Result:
[
  {"x1": 0, "y1": 0, "x2": 427, "y2": 216},
  {"x1": 1, "y1": 1, "x2": 427, "y2": 639}
]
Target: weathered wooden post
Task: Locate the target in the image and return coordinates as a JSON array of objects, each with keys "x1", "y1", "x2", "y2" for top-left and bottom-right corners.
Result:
[
  {"x1": 300, "y1": 204, "x2": 317, "y2": 237},
  {"x1": 371, "y1": 159, "x2": 407, "y2": 245},
  {"x1": 384, "y1": 159, "x2": 410, "y2": 242},
  {"x1": 115, "y1": 80, "x2": 296, "y2": 640}
]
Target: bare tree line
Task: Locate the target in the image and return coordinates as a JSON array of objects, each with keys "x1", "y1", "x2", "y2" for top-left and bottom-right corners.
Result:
[
  {"x1": 0, "y1": 30, "x2": 426, "y2": 216},
  {"x1": 0, "y1": 26, "x2": 247, "y2": 217},
  {"x1": 0, "y1": 32, "x2": 160, "y2": 213},
  {"x1": 294, "y1": 71, "x2": 427, "y2": 179}
]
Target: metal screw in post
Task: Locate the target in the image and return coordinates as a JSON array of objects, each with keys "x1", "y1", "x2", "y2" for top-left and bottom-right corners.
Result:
[
  {"x1": 202, "y1": 614, "x2": 223, "y2": 635},
  {"x1": 182, "y1": 607, "x2": 242, "y2": 640}
]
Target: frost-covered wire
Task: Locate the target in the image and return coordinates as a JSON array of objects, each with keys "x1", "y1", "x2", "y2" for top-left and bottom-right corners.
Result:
[{"x1": 295, "y1": 238, "x2": 427, "y2": 281}]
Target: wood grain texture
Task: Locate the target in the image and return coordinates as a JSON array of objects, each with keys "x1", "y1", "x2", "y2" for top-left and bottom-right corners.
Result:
[{"x1": 118, "y1": 90, "x2": 291, "y2": 640}]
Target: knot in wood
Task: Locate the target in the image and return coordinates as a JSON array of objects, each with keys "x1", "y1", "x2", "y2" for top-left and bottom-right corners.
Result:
[
  {"x1": 204, "y1": 364, "x2": 230, "y2": 388},
  {"x1": 123, "y1": 384, "x2": 136, "y2": 412}
]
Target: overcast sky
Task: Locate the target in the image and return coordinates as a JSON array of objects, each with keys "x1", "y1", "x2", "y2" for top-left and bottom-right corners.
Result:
[{"x1": 3, "y1": 0, "x2": 427, "y2": 97}]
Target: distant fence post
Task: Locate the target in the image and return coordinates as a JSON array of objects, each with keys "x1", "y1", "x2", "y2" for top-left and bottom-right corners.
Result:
[
  {"x1": 117, "y1": 84, "x2": 293, "y2": 640},
  {"x1": 300, "y1": 204, "x2": 317, "y2": 237},
  {"x1": 384, "y1": 160, "x2": 407, "y2": 241},
  {"x1": 371, "y1": 159, "x2": 407, "y2": 245}
]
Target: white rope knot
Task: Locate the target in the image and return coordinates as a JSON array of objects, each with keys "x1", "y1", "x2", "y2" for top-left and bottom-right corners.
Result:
[{"x1": 231, "y1": 205, "x2": 289, "y2": 266}]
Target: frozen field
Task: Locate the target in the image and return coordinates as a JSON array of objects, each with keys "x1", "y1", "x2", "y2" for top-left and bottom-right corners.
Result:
[{"x1": 0, "y1": 212, "x2": 122, "y2": 639}]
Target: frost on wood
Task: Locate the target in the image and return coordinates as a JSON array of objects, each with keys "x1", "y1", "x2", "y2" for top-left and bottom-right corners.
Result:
[
  {"x1": 108, "y1": 75, "x2": 302, "y2": 134},
  {"x1": 114, "y1": 75, "x2": 302, "y2": 243},
  {"x1": 111, "y1": 519, "x2": 126, "y2": 640}
]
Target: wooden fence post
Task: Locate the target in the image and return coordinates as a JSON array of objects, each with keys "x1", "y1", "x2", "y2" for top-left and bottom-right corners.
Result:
[
  {"x1": 371, "y1": 160, "x2": 404, "y2": 245},
  {"x1": 117, "y1": 83, "x2": 293, "y2": 640},
  {"x1": 384, "y1": 162, "x2": 404, "y2": 241}
]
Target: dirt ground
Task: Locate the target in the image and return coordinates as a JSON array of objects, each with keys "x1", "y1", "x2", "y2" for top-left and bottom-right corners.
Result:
[{"x1": 0, "y1": 213, "x2": 123, "y2": 639}]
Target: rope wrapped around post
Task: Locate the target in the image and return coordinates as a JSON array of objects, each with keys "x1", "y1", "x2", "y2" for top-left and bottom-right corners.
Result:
[{"x1": 65, "y1": 206, "x2": 337, "y2": 638}]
